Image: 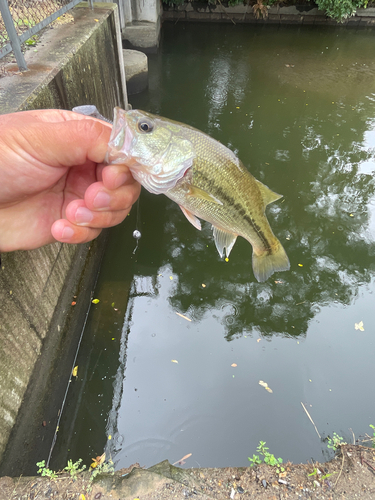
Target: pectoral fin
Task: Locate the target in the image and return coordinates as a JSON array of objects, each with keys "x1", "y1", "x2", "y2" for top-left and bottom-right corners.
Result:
[
  {"x1": 179, "y1": 205, "x2": 202, "y2": 230},
  {"x1": 255, "y1": 179, "x2": 283, "y2": 208},
  {"x1": 213, "y1": 226, "x2": 238, "y2": 258},
  {"x1": 187, "y1": 186, "x2": 223, "y2": 205}
]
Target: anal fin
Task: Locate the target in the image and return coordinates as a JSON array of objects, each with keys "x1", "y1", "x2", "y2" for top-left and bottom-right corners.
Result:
[
  {"x1": 213, "y1": 226, "x2": 237, "y2": 258},
  {"x1": 179, "y1": 205, "x2": 202, "y2": 230}
]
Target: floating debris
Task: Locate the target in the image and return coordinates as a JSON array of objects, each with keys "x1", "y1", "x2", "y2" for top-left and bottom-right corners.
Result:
[
  {"x1": 259, "y1": 380, "x2": 273, "y2": 393},
  {"x1": 175, "y1": 312, "x2": 192, "y2": 322}
]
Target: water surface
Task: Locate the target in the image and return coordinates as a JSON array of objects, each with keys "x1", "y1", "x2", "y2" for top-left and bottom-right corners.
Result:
[{"x1": 53, "y1": 22, "x2": 375, "y2": 470}]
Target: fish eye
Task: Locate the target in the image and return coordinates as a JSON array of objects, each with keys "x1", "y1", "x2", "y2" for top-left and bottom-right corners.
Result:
[{"x1": 138, "y1": 118, "x2": 154, "y2": 133}]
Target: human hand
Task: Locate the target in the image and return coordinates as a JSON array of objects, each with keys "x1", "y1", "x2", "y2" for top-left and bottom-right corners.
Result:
[{"x1": 0, "y1": 109, "x2": 141, "y2": 252}]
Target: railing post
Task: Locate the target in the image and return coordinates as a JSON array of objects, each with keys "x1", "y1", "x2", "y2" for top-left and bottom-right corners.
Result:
[{"x1": 0, "y1": 0, "x2": 27, "y2": 71}]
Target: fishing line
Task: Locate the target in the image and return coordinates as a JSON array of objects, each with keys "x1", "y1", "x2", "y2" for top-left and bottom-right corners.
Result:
[{"x1": 132, "y1": 197, "x2": 141, "y2": 254}]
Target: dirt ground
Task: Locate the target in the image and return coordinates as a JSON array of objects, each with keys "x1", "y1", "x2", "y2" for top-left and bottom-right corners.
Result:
[{"x1": 0, "y1": 444, "x2": 374, "y2": 500}]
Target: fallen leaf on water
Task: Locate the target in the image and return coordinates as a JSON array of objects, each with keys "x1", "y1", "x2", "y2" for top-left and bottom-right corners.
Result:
[
  {"x1": 231, "y1": 363, "x2": 237, "y2": 367},
  {"x1": 175, "y1": 312, "x2": 192, "y2": 322},
  {"x1": 72, "y1": 366, "x2": 78, "y2": 377},
  {"x1": 355, "y1": 321, "x2": 364, "y2": 331},
  {"x1": 259, "y1": 380, "x2": 273, "y2": 393},
  {"x1": 92, "y1": 298, "x2": 100, "y2": 304},
  {"x1": 172, "y1": 453, "x2": 192, "y2": 466},
  {"x1": 171, "y1": 359, "x2": 178, "y2": 364},
  {"x1": 201, "y1": 283, "x2": 206, "y2": 288}
]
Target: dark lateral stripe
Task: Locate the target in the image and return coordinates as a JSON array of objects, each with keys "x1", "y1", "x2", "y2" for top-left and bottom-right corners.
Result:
[{"x1": 193, "y1": 170, "x2": 272, "y2": 252}]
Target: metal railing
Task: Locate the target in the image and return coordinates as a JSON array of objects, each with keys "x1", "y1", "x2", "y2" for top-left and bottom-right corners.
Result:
[{"x1": 0, "y1": 0, "x2": 93, "y2": 71}]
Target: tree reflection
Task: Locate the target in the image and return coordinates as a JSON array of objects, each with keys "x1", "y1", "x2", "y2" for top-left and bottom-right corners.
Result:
[
  {"x1": 149, "y1": 104, "x2": 375, "y2": 341},
  {"x1": 130, "y1": 23, "x2": 375, "y2": 341}
]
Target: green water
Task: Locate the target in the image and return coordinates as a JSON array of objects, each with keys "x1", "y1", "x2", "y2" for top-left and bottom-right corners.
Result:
[{"x1": 52, "y1": 23, "x2": 375, "y2": 469}]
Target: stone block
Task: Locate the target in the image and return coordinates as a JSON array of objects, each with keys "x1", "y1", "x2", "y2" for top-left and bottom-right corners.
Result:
[{"x1": 123, "y1": 49, "x2": 148, "y2": 95}]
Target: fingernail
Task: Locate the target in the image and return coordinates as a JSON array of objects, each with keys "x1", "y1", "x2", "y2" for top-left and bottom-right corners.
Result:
[
  {"x1": 114, "y1": 172, "x2": 131, "y2": 189},
  {"x1": 61, "y1": 227, "x2": 74, "y2": 240},
  {"x1": 75, "y1": 207, "x2": 94, "y2": 224},
  {"x1": 93, "y1": 191, "x2": 111, "y2": 209}
]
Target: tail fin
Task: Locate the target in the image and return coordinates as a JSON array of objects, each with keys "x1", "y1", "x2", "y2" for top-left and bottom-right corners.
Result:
[{"x1": 252, "y1": 240, "x2": 290, "y2": 283}]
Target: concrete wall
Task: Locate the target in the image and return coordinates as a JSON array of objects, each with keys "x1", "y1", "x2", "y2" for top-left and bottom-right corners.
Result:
[
  {"x1": 121, "y1": 0, "x2": 161, "y2": 53},
  {"x1": 163, "y1": 3, "x2": 375, "y2": 26},
  {"x1": 0, "y1": 3, "x2": 126, "y2": 474}
]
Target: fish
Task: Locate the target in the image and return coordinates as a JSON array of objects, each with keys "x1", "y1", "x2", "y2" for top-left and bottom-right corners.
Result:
[{"x1": 104, "y1": 107, "x2": 290, "y2": 282}]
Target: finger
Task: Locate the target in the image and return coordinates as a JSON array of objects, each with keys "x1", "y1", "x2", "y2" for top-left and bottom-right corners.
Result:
[
  {"x1": 0, "y1": 108, "x2": 112, "y2": 126},
  {"x1": 6, "y1": 118, "x2": 112, "y2": 167},
  {"x1": 83, "y1": 180, "x2": 141, "y2": 212},
  {"x1": 65, "y1": 199, "x2": 132, "y2": 228},
  {"x1": 101, "y1": 164, "x2": 135, "y2": 190},
  {"x1": 51, "y1": 219, "x2": 102, "y2": 244}
]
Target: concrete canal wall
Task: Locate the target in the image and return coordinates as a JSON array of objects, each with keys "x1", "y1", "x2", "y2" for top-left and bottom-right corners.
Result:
[
  {"x1": 163, "y1": 3, "x2": 375, "y2": 26},
  {"x1": 0, "y1": 3, "x2": 126, "y2": 474}
]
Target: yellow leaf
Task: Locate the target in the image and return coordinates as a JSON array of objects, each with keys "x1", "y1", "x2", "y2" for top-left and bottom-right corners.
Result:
[
  {"x1": 225, "y1": 257, "x2": 229, "y2": 262},
  {"x1": 108, "y1": 435, "x2": 112, "y2": 440},
  {"x1": 72, "y1": 366, "x2": 78, "y2": 377},
  {"x1": 92, "y1": 298, "x2": 100, "y2": 304},
  {"x1": 91, "y1": 452, "x2": 105, "y2": 468},
  {"x1": 298, "y1": 263, "x2": 303, "y2": 267},
  {"x1": 201, "y1": 284, "x2": 206, "y2": 288},
  {"x1": 171, "y1": 359, "x2": 178, "y2": 363},
  {"x1": 355, "y1": 321, "x2": 364, "y2": 331},
  {"x1": 79, "y1": 495, "x2": 86, "y2": 500}
]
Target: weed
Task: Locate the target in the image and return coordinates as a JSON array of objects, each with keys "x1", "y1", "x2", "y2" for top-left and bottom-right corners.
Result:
[
  {"x1": 308, "y1": 467, "x2": 337, "y2": 484},
  {"x1": 248, "y1": 441, "x2": 283, "y2": 470},
  {"x1": 327, "y1": 432, "x2": 346, "y2": 451},
  {"x1": 36, "y1": 460, "x2": 58, "y2": 480},
  {"x1": 369, "y1": 425, "x2": 375, "y2": 447},
  {"x1": 25, "y1": 35, "x2": 38, "y2": 46},
  {"x1": 64, "y1": 459, "x2": 86, "y2": 480},
  {"x1": 90, "y1": 459, "x2": 115, "y2": 483}
]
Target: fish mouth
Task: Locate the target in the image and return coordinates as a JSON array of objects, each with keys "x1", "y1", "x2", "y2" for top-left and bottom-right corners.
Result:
[{"x1": 105, "y1": 107, "x2": 135, "y2": 165}]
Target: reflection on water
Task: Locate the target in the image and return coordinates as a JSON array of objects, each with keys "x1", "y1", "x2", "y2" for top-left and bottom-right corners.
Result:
[{"x1": 52, "y1": 23, "x2": 375, "y2": 470}]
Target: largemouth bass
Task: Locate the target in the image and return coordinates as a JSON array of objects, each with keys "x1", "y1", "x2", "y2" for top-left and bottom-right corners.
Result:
[{"x1": 105, "y1": 107, "x2": 290, "y2": 282}]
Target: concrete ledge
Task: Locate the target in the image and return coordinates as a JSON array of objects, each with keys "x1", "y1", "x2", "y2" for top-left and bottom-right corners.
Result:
[
  {"x1": 123, "y1": 20, "x2": 161, "y2": 53},
  {"x1": 123, "y1": 49, "x2": 148, "y2": 95}
]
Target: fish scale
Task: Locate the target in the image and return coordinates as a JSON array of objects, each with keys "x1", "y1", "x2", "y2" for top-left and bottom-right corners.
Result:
[{"x1": 106, "y1": 107, "x2": 290, "y2": 282}]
